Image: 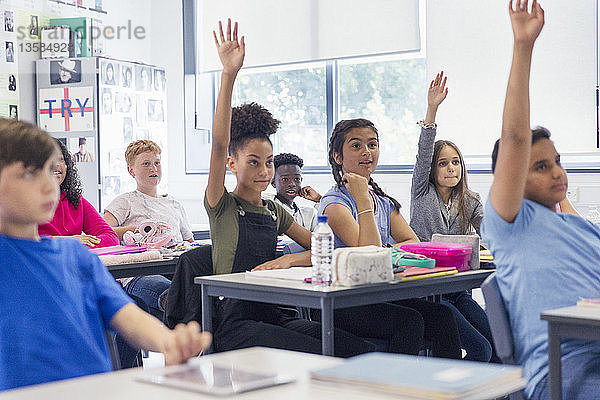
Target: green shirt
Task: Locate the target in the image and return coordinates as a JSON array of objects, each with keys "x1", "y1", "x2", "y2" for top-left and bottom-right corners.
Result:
[{"x1": 205, "y1": 188, "x2": 294, "y2": 275}]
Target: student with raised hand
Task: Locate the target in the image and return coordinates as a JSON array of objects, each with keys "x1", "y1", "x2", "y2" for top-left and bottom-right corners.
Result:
[
  {"x1": 0, "y1": 119, "x2": 211, "y2": 391},
  {"x1": 205, "y1": 18, "x2": 374, "y2": 356},
  {"x1": 39, "y1": 139, "x2": 118, "y2": 248},
  {"x1": 410, "y1": 74, "x2": 498, "y2": 363},
  {"x1": 482, "y1": 1, "x2": 600, "y2": 399},
  {"x1": 318, "y1": 118, "x2": 462, "y2": 359}
]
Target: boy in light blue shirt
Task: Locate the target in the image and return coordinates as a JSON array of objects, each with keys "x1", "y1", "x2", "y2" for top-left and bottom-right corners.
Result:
[
  {"x1": 482, "y1": 2, "x2": 600, "y2": 399},
  {"x1": 0, "y1": 119, "x2": 211, "y2": 391}
]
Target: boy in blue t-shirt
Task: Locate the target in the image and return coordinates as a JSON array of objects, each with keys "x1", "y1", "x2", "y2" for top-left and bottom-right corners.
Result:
[
  {"x1": 482, "y1": 2, "x2": 600, "y2": 399},
  {"x1": 0, "y1": 119, "x2": 211, "y2": 391}
]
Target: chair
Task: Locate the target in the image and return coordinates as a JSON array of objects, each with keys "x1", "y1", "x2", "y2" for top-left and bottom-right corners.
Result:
[
  {"x1": 164, "y1": 245, "x2": 213, "y2": 329},
  {"x1": 481, "y1": 273, "x2": 525, "y2": 400}
]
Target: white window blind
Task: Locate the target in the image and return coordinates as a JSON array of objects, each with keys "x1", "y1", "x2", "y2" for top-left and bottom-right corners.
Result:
[{"x1": 199, "y1": 0, "x2": 420, "y2": 72}]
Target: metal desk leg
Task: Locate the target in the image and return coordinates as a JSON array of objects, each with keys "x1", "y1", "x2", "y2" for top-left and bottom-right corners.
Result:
[
  {"x1": 548, "y1": 324, "x2": 562, "y2": 400},
  {"x1": 201, "y1": 284, "x2": 213, "y2": 354},
  {"x1": 320, "y1": 297, "x2": 334, "y2": 356}
]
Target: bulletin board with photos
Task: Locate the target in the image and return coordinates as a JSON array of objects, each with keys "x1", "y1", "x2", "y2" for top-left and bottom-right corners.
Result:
[
  {"x1": 0, "y1": 6, "x2": 19, "y2": 120},
  {"x1": 98, "y1": 58, "x2": 168, "y2": 208}
]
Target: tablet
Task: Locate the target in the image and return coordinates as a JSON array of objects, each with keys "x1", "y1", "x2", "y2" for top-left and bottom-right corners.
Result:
[{"x1": 136, "y1": 358, "x2": 295, "y2": 396}]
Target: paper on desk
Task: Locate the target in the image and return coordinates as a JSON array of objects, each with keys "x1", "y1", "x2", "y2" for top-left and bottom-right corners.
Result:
[{"x1": 246, "y1": 267, "x2": 310, "y2": 282}]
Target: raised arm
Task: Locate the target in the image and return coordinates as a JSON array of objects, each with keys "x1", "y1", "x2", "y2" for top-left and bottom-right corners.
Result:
[
  {"x1": 489, "y1": 0, "x2": 544, "y2": 222},
  {"x1": 412, "y1": 72, "x2": 448, "y2": 197},
  {"x1": 205, "y1": 19, "x2": 245, "y2": 208}
]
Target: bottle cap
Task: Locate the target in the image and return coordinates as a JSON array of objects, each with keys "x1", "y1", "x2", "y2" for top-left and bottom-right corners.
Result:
[{"x1": 317, "y1": 215, "x2": 328, "y2": 223}]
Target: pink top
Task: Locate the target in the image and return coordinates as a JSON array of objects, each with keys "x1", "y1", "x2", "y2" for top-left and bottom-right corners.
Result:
[{"x1": 39, "y1": 192, "x2": 119, "y2": 248}]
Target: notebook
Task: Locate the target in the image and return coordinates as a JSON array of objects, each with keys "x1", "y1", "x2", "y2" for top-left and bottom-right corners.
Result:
[
  {"x1": 89, "y1": 245, "x2": 146, "y2": 256},
  {"x1": 311, "y1": 352, "x2": 524, "y2": 400},
  {"x1": 395, "y1": 266, "x2": 458, "y2": 281}
]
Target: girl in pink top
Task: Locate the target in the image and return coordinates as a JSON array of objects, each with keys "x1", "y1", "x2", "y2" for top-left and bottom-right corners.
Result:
[{"x1": 38, "y1": 139, "x2": 118, "y2": 248}]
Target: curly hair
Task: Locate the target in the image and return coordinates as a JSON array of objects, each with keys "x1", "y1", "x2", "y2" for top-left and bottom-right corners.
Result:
[
  {"x1": 125, "y1": 140, "x2": 161, "y2": 166},
  {"x1": 274, "y1": 153, "x2": 303, "y2": 170},
  {"x1": 55, "y1": 139, "x2": 83, "y2": 208},
  {"x1": 328, "y1": 119, "x2": 402, "y2": 210},
  {"x1": 0, "y1": 118, "x2": 57, "y2": 174},
  {"x1": 229, "y1": 102, "x2": 280, "y2": 156}
]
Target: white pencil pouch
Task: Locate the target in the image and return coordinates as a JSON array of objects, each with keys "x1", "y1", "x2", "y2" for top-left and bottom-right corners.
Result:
[{"x1": 332, "y1": 246, "x2": 393, "y2": 287}]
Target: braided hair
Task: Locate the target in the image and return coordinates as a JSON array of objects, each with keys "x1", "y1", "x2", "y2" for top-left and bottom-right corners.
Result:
[
  {"x1": 429, "y1": 139, "x2": 478, "y2": 234},
  {"x1": 229, "y1": 102, "x2": 280, "y2": 156},
  {"x1": 55, "y1": 138, "x2": 83, "y2": 209},
  {"x1": 328, "y1": 119, "x2": 402, "y2": 210}
]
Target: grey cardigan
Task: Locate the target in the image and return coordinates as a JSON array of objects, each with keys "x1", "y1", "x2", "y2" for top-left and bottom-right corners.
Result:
[{"x1": 409, "y1": 127, "x2": 483, "y2": 242}]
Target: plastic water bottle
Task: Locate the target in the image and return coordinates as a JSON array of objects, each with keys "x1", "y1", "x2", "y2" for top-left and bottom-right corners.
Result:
[{"x1": 311, "y1": 215, "x2": 334, "y2": 285}]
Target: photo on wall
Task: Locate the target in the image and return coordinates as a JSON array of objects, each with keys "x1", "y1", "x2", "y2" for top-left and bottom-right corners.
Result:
[
  {"x1": 153, "y1": 69, "x2": 165, "y2": 92},
  {"x1": 102, "y1": 176, "x2": 120, "y2": 200},
  {"x1": 135, "y1": 65, "x2": 152, "y2": 91},
  {"x1": 70, "y1": 137, "x2": 95, "y2": 163},
  {"x1": 50, "y1": 59, "x2": 82, "y2": 85},
  {"x1": 102, "y1": 88, "x2": 113, "y2": 114},
  {"x1": 115, "y1": 92, "x2": 132, "y2": 113},
  {"x1": 4, "y1": 10, "x2": 13, "y2": 32},
  {"x1": 121, "y1": 65, "x2": 132, "y2": 88},
  {"x1": 8, "y1": 104, "x2": 17, "y2": 119},
  {"x1": 5, "y1": 41, "x2": 14, "y2": 63},
  {"x1": 7, "y1": 74, "x2": 16, "y2": 91},
  {"x1": 122, "y1": 116, "x2": 133, "y2": 144},
  {"x1": 147, "y1": 99, "x2": 164, "y2": 122},
  {"x1": 136, "y1": 129, "x2": 150, "y2": 140},
  {"x1": 103, "y1": 61, "x2": 119, "y2": 86}
]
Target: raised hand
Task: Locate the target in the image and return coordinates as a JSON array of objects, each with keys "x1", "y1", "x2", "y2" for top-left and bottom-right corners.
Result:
[
  {"x1": 300, "y1": 186, "x2": 322, "y2": 203},
  {"x1": 213, "y1": 18, "x2": 245, "y2": 74},
  {"x1": 509, "y1": 0, "x2": 544, "y2": 46},
  {"x1": 428, "y1": 71, "x2": 448, "y2": 109}
]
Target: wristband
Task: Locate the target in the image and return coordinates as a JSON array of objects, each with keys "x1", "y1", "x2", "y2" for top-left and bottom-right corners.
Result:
[
  {"x1": 417, "y1": 120, "x2": 437, "y2": 129},
  {"x1": 357, "y1": 209, "x2": 374, "y2": 216}
]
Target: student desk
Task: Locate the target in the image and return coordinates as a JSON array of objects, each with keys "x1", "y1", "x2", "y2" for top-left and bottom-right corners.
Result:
[
  {"x1": 0, "y1": 347, "x2": 524, "y2": 400},
  {"x1": 196, "y1": 269, "x2": 493, "y2": 356},
  {"x1": 107, "y1": 257, "x2": 178, "y2": 279},
  {"x1": 541, "y1": 305, "x2": 600, "y2": 400}
]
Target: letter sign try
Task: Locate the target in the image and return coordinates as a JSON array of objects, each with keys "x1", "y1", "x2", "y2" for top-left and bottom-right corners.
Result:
[{"x1": 39, "y1": 87, "x2": 94, "y2": 132}]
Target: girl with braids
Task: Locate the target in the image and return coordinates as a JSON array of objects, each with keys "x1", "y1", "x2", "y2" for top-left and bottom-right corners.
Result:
[
  {"x1": 38, "y1": 139, "x2": 118, "y2": 248},
  {"x1": 205, "y1": 18, "x2": 373, "y2": 356},
  {"x1": 318, "y1": 118, "x2": 462, "y2": 359},
  {"x1": 410, "y1": 72, "x2": 499, "y2": 363}
]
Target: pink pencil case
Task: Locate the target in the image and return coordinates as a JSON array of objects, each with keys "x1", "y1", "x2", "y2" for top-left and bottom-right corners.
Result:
[
  {"x1": 400, "y1": 242, "x2": 472, "y2": 272},
  {"x1": 89, "y1": 245, "x2": 147, "y2": 256}
]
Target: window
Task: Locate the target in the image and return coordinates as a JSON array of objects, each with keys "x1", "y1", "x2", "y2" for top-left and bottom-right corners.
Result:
[
  {"x1": 339, "y1": 55, "x2": 426, "y2": 165},
  {"x1": 232, "y1": 62, "x2": 328, "y2": 167},
  {"x1": 225, "y1": 54, "x2": 426, "y2": 169}
]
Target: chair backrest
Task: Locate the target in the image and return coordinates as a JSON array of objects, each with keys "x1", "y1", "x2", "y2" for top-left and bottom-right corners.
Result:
[
  {"x1": 105, "y1": 331, "x2": 121, "y2": 370},
  {"x1": 481, "y1": 273, "x2": 516, "y2": 365}
]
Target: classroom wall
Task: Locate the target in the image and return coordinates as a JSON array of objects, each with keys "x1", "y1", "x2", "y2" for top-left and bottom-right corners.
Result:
[
  {"x1": 18, "y1": 0, "x2": 152, "y2": 125},
  {"x1": 152, "y1": 0, "x2": 600, "y2": 229}
]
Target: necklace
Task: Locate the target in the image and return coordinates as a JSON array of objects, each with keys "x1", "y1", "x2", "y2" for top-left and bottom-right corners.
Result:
[{"x1": 444, "y1": 198, "x2": 452, "y2": 213}]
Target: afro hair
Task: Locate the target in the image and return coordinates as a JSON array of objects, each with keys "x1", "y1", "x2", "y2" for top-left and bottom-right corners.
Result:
[
  {"x1": 273, "y1": 153, "x2": 303, "y2": 170},
  {"x1": 229, "y1": 102, "x2": 280, "y2": 155}
]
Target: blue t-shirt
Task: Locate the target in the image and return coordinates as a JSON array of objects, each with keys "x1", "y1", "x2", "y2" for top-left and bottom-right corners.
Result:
[
  {"x1": 481, "y1": 199, "x2": 600, "y2": 397},
  {"x1": 0, "y1": 235, "x2": 132, "y2": 391},
  {"x1": 319, "y1": 185, "x2": 396, "y2": 248}
]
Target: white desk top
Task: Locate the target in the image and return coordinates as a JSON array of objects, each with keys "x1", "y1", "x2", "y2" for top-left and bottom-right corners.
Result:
[
  {"x1": 197, "y1": 269, "x2": 492, "y2": 293},
  {"x1": 0, "y1": 347, "x2": 522, "y2": 400},
  {"x1": 541, "y1": 305, "x2": 600, "y2": 323}
]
